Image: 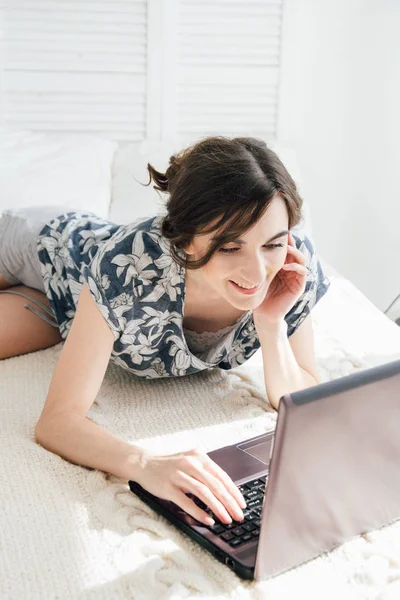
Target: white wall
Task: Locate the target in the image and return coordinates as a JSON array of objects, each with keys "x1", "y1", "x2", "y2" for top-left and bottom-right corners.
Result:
[{"x1": 278, "y1": 0, "x2": 400, "y2": 314}]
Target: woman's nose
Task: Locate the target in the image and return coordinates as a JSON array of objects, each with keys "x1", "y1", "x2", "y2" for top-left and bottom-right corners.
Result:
[{"x1": 239, "y1": 257, "x2": 268, "y2": 283}]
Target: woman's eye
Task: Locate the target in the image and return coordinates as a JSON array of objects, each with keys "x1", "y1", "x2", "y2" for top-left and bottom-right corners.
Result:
[{"x1": 218, "y1": 243, "x2": 284, "y2": 254}]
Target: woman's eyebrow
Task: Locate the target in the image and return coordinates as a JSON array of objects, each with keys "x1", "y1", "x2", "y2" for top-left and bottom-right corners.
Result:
[{"x1": 231, "y1": 230, "x2": 289, "y2": 244}]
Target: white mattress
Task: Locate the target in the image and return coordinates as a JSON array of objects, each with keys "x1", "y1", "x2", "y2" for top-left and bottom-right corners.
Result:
[{"x1": 2, "y1": 273, "x2": 400, "y2": 600}]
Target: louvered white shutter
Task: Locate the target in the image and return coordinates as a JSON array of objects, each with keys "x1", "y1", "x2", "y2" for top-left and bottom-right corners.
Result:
[
  {"x1": 0, "y1": 0, "x2": 283, "y2": 143},
  {"x1": 1, "y1": 0, "x2": 147, "y2": 141},
  {"x1": 176, "y1": 0, "x2": 283, "y2": 142}
]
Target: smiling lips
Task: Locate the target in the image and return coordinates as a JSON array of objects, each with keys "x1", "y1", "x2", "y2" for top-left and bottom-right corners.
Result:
[
  {"x1": 232, "y1": 280, "x2": 260, "y2": 289},
  {"x1": 229, "y1": 280, "x2": 263, "y2": 295}
]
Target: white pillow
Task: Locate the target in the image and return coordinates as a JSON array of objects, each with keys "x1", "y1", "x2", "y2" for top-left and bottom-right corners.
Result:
[
  {"x1": 110, "y1": 136, "x2": 313, "y2": 238},
  {"x1": 0, "y1": 131, "x2": 118, "y2": 218}
]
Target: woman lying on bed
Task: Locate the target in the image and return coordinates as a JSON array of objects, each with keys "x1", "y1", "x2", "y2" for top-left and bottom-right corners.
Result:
[{"x1": 0, "y1": 135, "x2": 330, "y2": 529}]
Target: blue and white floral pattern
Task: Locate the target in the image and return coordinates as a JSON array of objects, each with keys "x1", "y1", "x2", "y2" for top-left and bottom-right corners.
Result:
[{"x1": 37, "y1": 211, "x2": 331, "y2": 379}]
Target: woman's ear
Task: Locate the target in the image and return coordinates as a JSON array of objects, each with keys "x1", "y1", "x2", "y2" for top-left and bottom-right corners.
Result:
[
  {"x1": 182, "y1": 241, "x2": 194, "y2": 255},
  {"x1": 182, "y1": 234, "x2": 202, "y2": 256}
]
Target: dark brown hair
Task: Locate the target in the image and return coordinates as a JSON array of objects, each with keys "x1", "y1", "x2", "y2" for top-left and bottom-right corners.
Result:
[{"x1": 142, "y1": 135, "x2": 304, "y2": 270}]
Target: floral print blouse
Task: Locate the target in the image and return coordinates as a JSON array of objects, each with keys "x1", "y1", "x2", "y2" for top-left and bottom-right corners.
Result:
[{"x1": 37, "y1": 210, "x2": 331, "y2": 379}]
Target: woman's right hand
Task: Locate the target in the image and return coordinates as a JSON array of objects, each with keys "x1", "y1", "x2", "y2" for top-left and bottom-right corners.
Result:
[{"x1": 133, "y1": 447, "x2": 247, "y2": 526}]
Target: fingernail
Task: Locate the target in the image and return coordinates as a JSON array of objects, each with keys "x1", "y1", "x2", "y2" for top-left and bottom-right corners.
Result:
[{"x1": 205, "y1": 517, "x2": 215, "y2": 526}]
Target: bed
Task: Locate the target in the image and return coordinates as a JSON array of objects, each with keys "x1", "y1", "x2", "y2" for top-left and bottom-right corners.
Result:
[{"x1": 1, "y1": 133, "x2": 400, "y2": 600}]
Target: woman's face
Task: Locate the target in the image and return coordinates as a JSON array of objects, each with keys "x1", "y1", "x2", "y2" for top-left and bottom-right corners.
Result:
[{"x1": 183, "y1": 193, "x2": 290, "y2": 310}]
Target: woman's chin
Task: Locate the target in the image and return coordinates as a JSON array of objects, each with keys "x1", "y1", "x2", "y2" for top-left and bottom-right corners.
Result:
[{"x1": 227, "y1": 290, "x2": 268, "y2": 311}]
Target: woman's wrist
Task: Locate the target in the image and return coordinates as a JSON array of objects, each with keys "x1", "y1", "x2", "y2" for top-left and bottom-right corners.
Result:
[
  {"x1": 123, "y1": 445, "x2": 153, "y2": 483},
  {"x1": 253, "y1": 316, "x2": 287, "y2": 336}
]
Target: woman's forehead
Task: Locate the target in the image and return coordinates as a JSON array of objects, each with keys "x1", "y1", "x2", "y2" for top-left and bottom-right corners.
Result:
[{"x1": 202, "y1": 202, "x2": 288, "y2": 243}]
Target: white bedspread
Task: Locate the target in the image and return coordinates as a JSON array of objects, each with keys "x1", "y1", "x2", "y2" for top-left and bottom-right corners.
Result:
[{"x1": 2, "y1": 275, "x2": 400, "y2": 600}]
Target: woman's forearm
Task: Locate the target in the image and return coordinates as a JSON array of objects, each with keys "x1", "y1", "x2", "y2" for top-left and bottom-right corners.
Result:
[
  {"x1": 35, "y1": 413, "x2": 146, "y2": 483},
  {"x1": 256, "y1": 319, "x2": 319, "y2": 411}
]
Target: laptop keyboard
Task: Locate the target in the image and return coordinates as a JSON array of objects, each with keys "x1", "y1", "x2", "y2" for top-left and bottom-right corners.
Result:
[{"x1": 186, "y1": 475, "x2": 267, "y2": 548}]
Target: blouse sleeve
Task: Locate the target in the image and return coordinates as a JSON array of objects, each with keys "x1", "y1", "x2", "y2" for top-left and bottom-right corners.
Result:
[
  {"x1": 284, "y1": 232, "x2": 331, "y2": 337},
  {"x1": 76, "y1": 236, "x2": 131, "y2": 343},
  {"x1": 79, "y1": 263, "x2": 121, "y2": 342}
]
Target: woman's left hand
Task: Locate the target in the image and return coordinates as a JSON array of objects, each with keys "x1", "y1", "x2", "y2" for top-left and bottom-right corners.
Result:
[{"x1": 252, "y1": 232, "x2": 308, "y2": 328}]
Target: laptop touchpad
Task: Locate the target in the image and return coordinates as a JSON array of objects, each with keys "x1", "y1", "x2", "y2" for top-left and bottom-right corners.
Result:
[{"x1": 238, "y1": 437, "x2": 274, "y2": 465}]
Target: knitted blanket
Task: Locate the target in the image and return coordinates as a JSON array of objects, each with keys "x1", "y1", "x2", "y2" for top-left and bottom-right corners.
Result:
[{"x1": 2, "y1": 275, "x2": 400, "y2": 600}]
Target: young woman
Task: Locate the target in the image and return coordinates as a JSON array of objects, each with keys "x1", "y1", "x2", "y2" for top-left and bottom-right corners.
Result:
[{"x1": 0, "y1": 136, "x2": 330, "y2": 529}]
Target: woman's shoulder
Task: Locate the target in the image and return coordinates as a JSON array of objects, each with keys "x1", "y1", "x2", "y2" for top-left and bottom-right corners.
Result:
[
  {"x1": 40, "y1": 209, "x2": 159, "y2": 237},
  {"x1": 39, "y1": 210, "x2": 169, "y2": 257},
  {"x1": 90, "y1": 213, "x2": 171, "y2": 262}
]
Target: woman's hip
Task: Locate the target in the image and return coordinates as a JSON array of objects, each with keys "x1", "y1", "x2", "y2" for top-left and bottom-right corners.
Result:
[{"x1": 0, "y1": 204, "x2": 73, "y2": 292}]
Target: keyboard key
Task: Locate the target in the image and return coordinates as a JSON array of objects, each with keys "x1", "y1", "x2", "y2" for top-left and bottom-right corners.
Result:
[
  {"x1": 210, "y1": 523, "x2": 225, "y2": 534},
  {"x1": 250, "y1": 479, "x2": 261, "y2": 487},
  {"x1": 221, "y1": 531, "x2": 235, "y2": 542},
  {"x1": 246, "y1": 489, "x2": 259, "y2": 499},
  {"x1": 242, "y1": 522, "x2": 256, "y2": 532},
  {"x1": 247, "y1": 498, "x2": 263, "y2": 509},
  {"x1": 229, "y1": 537, "x2": 244, "y2": 547},
  {"x1": 246, "y1": 512, "x2": 258, "y2": 521},
  {"x1": 232, "y1": 526, "x2": 245, "y2": 536},
  {"x1": 240, "y1": 483, "x2": 251, "y2": 491},
  {"x1": 252, "y1": 528, "x2": 260, "y2": 537},
  {"x1": 241, "y1": 533, "x2": 253, "y2": 542},
  {"x1": 193, "y1": 497, "x2": 208, "y2": 510}
]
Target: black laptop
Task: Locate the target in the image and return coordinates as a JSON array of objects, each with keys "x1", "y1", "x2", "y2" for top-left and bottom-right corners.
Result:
[{"x1": 129, "y1": 358, "x2": 400, "y2": 580}]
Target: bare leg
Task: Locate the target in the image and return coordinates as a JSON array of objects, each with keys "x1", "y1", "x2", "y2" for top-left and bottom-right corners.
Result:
[{"x1": 0, "y1": 276, "x2": 63, "y2": 360}]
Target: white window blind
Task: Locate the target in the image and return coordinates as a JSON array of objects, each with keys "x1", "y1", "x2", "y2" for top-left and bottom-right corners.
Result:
[
  {"x1": 0, "y1": 0, "x2": 284, "y2": 142},
  {"x1": 1, "y1": 0, "x2": 147, "y2": 141},
  {"x1": 176, "y1": 0, "x2": 284, "y2": 142}
]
